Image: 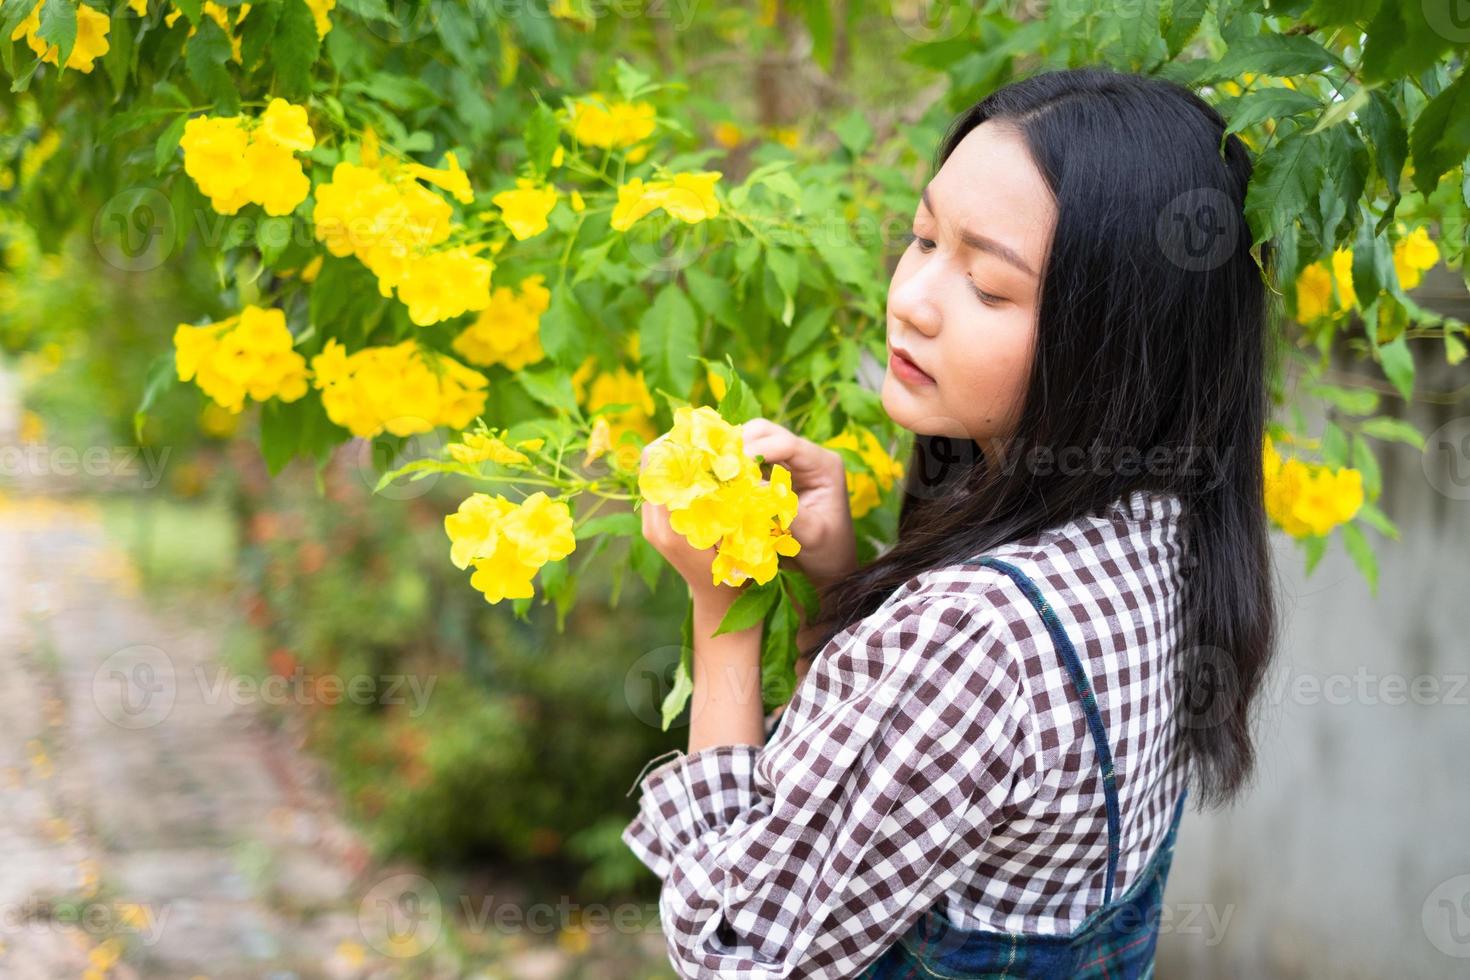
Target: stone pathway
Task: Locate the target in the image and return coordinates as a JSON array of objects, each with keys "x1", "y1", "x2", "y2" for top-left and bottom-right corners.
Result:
[{"x1": 0, "y1": 492, "x2": 390, "y2": 978}]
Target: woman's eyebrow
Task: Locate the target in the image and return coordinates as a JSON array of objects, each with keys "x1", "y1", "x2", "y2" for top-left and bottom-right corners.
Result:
[{"x1": 921, "y1": 184, "x2": 1037, "y2": 279}]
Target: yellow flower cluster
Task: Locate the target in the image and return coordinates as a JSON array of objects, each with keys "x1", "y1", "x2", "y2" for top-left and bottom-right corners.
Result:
[
  {"x1": 567, "y1": 93, "x2": 656, "y2": 150},
  {"x1": 639, "y1": 406, "x2": 801, "y2": 587},
  {"x1": 1263, "y1": 434, "x2": 1364, "y2": 538},
  {"x1": 1294, "y1": 227, "x2": 1441, "y2": 322},
  {"x1": 180, "y1": 98, "x2": 315, "y2": 215},
  {"x1": 310, "y1": 339, "x2": 488, "y2": 438},
  {"x1": 822, "y1": 427, "x2": 906, "y2": 519},
  {"x1": 611, "y1": 171, "x2": 721, "y2": 232},
  {"x1": 445, "y1": 491, "x2": 576, "y2": 603},
  {"x1": 447, "y1": 429, "x2": 544, "y2": 467},
  {"x1": 312, "y1": 147, "x2": 494, "y2": 325},
  {"x1": 173, "y1": 305, "x2": 309, "y2": 413},
  {"x1": 11, "y1": 0, "x2": 110, "y2": 73},
  {"x1": 451, "y1": 274, "x2": 551, "y2": 370}
]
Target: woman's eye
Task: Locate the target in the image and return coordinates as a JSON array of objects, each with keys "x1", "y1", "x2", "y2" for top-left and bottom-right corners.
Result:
[
  {"x1": 908, "y1": 231, "x2": 936, "y2": 253},
  {"x1": 969, "y1": 279, "x2": 1006, "y2": 307}
]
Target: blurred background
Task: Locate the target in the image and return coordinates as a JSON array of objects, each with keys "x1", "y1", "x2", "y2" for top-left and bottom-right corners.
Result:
[{"x1": 0, "y1": 0, "x2": 1467, "y2": 978}]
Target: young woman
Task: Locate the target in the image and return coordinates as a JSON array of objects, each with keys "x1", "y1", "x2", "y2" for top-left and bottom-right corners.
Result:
[{"x1": 625, "y1": 66, "x2": 1278, "y2": 979}]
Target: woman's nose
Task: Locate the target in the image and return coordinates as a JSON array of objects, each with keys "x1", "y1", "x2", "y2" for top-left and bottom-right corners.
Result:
[{"x1": 888, "y1": 262, "x2": 943, "y2": 337}]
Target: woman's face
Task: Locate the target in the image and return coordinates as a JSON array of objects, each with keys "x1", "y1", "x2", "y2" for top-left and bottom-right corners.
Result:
[{"x1": 882, "y1": 120, "x2": 1056, "y2": 457}]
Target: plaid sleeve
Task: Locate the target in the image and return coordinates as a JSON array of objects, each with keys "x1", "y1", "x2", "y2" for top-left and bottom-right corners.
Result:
[{"x1": 621, "y1": 591, "x2": 1034, "y2": 979}]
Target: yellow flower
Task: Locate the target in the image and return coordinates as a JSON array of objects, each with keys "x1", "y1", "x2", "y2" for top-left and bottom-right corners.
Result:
[
  {"x1": 1393, "y1": 226, "x2": 1439, "y2": 291},
  {"x1": 304, "y1": 0, "x2": 335, "y2": 36},
  {"x1": 1295, "y1": 262, "x2": 1333, "y2": 322},
  {"x1": 639, "y1": 406, "x2": 801, "y2": 587},
  {"x1": 452, "y1": 274, "x2": 550, "y2": 369},
  {"x1": 310, "y1": 340, "x2": 487, "y2": 438},
  {"x1": 445, "y1": 492, "x2": 575, "y2": 603},
  {"x1": 393, "y1": 245, "x2": 495, "y2": 326},
  {"x1": 568, "y1": 93, "x2": 656, "y2": 149},
  {"x1": 14, "y1": 1, "x2": 110, "y2": 73},
  {"x1": 449, "y1": 431, "x2": 531, "y2": 467},
  {"x1": 1263, "y1": 435, "x2": 1364, "y2": 538},
  {"x1": 823, "y1": 427, "x2": 905, "y2": 518},
  {"x1": 610, "y1": 171, "x2": 722, "y2": 232},
  {"x1": 180, "y1": 101, "x2": 315, "y2": 216},
  {"x1": 713, "y1": 121, "x2": 743, "y2": 148},
  {"x1": 174, "y1": 306, "x2": 310, "y2": 413},
  {"x1": 405, "y1": 150, "x2": 474, "y2": 204},
  {"x1": 492, "y1": 179, "x2": 559, "y2": 240},
  {"x1": 569, "y1": 188, "x2": 585, "y2": 212}
]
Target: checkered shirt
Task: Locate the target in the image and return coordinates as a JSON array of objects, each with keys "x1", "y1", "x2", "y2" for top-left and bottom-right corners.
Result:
[{"x1": 622, "y1": 490, "x2": 1193, "y2": 979}]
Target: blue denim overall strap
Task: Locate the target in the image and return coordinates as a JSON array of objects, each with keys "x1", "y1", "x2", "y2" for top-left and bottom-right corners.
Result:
[{"x1": 856, "y1": 556, "x2": 1189, "y2": 979}]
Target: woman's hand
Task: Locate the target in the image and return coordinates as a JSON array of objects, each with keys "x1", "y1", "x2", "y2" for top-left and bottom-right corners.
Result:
[{"x1": 740, "y1": 417, "x2": 859, "y2": 593}]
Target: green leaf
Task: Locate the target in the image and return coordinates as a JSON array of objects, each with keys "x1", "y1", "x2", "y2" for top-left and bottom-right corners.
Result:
[
  {"x1": 343, "y1": 73, "x2": 442, "y2": 111},
  {"x1": 154, "y1": 112, "x2": 187, "y2": 175},
  {"x1": 833, "y1": 110, "x2": 874, "y2": 157},
  {"x1": 1408, "y1": 70, "x2": 1470, "y2": 197},
  {"x1": 784, "y1": 305, "x2": 830, "y2": 360},
  {"x1": 629, "y1": 531, "x2": 663, "y2": 594},
  {"x1": 258, "y1": 393, "x2": 345, "y2": 475},
  {"x1": 714, "y1": 578, "x2": 779, "y2": 636},
  {"x1": 713, "y1": 364, "x2": 761, "y2": 425},
  {"x1": 1245, "y1": 128, "x2": 1326, "y2": 246},
  {"x1": 272, "y1": 0, "x2": 319, "y2": 102},
  {"x1": 184, "y1": 17, "x2": 237, "y2": 114},
  {"x1": 256, "y1": 215, "x2": 293, "y2": 265},
  {"x1": 1359, "y1": 88, "x2": 1408, "y2": 199},
  {"x1": 517, "y1": 364, "x2": 581, "y2": 415},
  {"x1": 1302, "y1": 532, "x2": 1328, "y2": 575},
  {"x1": 537, "y1": 284, "x2": 586, "y2": 367},
  {"x1": 659, "y1": 656, "x2": 693, "y2": 732},
  {"x1": 1161, "y1": 0, "x2": 1208, "y2": 58},
  {"x1": 1358, "y1": 416, "x2": 1425, "y2": 449},
  {"x1": 1377, "y1": 333, "x2": 1415, "y2": 401},
  {"x1": 1193, "y1": 34, "x2": 1339, "y2": 85},
  {"x1": 1308, "y1": 87, "x2": 1370, "y2": 136},
  {"x1": 1350, "y1": 433, "x2": 1381, "y2": 501},
  {"x1": 1355, "y1": 499, "x2": 1400, "y2": 540},
  {"x1": 524, "y1": 99, "x2": 560, "y2": 176},
  {"x1": 1339, "y1": 522, "x2": 1378, "y2": 594},
  {"x1": 684, "y1": 266, "x2": 740, "y2": 330},
  {"x1": 638, "y1": 284, "x2": 698, "y2": 403},
  {"x1": 1306, "y1": 382, "x2": 1378, "y2": 416},
  {"x1": 1222, "y1": 88, "x2": 1321, "y2": 138},
  {"x1": 574, "y1": 512, "x2": 640, "y2": 539},
  {"x1": 35, "y1": 0, "x2": 78, "y2": 74},
  {"x1": 134, "y1": 350, "x2": 179, "y2": 442},
  {"x1": 780, "y1": 566, "x2": 821, "y2": 625}
]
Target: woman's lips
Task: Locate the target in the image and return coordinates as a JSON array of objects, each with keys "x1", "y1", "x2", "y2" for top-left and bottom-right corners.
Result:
[{"x1": 889, "y1": 349, "x2": 936, "y2": 386}]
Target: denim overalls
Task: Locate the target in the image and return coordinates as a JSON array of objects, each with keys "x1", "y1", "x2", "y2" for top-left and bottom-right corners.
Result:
[{"x1": 855, "y1": 556, "x2": 1189, "y2": 980}]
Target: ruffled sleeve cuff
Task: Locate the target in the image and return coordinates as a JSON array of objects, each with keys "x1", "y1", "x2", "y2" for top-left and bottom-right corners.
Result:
[{"x1": 621, "y1": 743, "x2": 762, "y2": 880}]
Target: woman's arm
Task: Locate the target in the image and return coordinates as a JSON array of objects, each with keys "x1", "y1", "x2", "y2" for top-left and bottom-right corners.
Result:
[
  {"x1": 687, "y1": 590, "x2": 766, "y2": 754},
  {"x1": 624, "y1": 591, "x2": 1036, "y2": 979}
]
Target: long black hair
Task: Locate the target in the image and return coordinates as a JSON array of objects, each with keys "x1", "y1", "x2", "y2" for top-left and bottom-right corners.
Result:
[{"x1": 805, "y1": 66, "x2": 1280, "y2": 810}]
